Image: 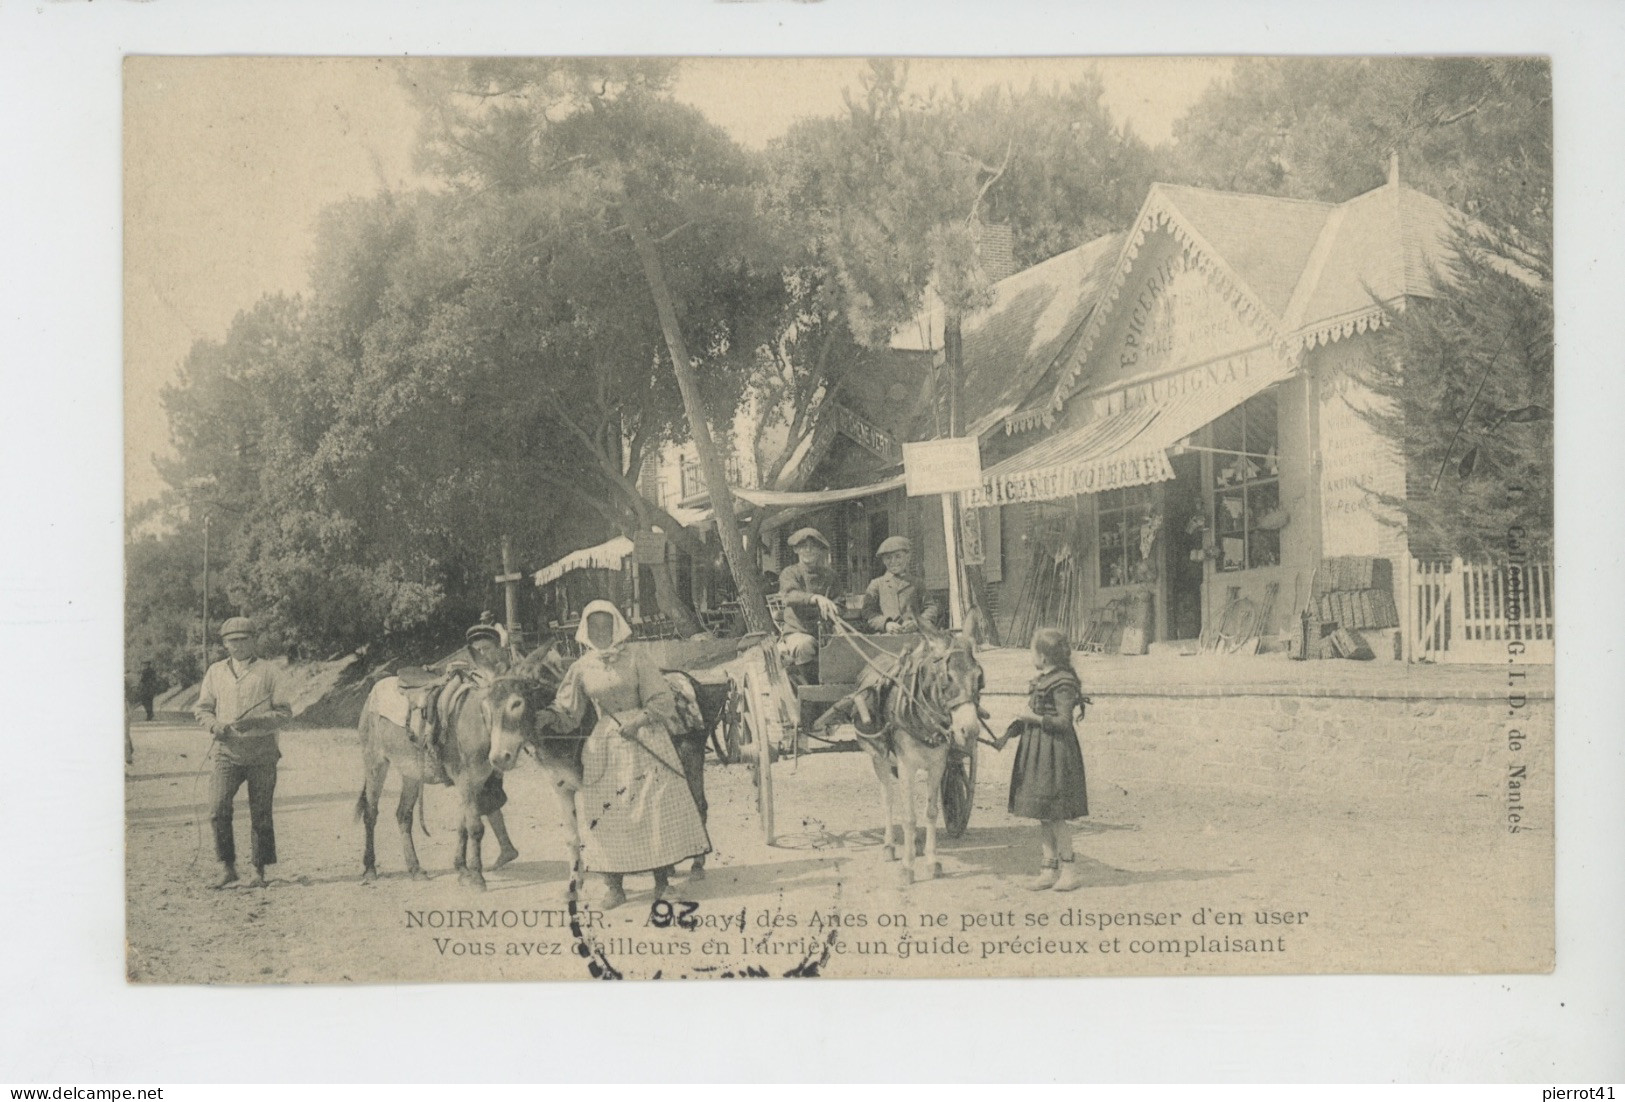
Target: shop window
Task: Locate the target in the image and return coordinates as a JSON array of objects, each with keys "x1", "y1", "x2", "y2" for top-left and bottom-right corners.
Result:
[
  {"x1": 1211, "y1": 390, "x2": 1281, "y2": 571},
  {"x1": 1096, "y1": 484, "x2": 1159, "y2": 588}
]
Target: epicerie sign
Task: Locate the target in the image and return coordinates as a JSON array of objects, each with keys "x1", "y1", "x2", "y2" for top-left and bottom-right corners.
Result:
[{"x1": 967, "y1": 450, "x2": 1175, "y2": 507}]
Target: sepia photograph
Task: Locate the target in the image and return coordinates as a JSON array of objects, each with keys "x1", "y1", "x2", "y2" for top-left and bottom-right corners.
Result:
[{"x1": 120, "y1": 55, "x2": 1558, "y2": 986}]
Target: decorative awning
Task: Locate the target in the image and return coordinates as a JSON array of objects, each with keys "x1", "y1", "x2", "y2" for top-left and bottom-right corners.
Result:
[
  {"x1": 967, "y1": 360, "x2": 1296, "y2": 506},
  {"x1": 733, "y1": 474, "x2": 905, "y2": 509},
  {"x1": 649, "y1": 475, "x2": 907, "y2": 535},
  {"x1": 662, "y1": 505, "x2": 713, "y2": 531},
  {"x1": 532, "y1": 536, "x2": 634, "y2": 587}
]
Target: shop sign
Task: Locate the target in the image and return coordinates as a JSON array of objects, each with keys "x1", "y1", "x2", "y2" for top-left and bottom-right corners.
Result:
[
  {"x1": 1091, "y1": 348, "x2": 1284, "y2": 420},
  {"x1": 959, "y1": 503, "x2": 985, "y2": 566},
  {"x1": 903, "y1": 437, "x2": 983, "y2": 496},
  {"x1": 835, "y1": 404, "x2": 901, "y2": 463},
  {"x1": 1119, "y1": 250, "x2": 1255, "y2": 377},
  {"x1": 966, "y1": 449, "x2": 1175, "y2": 507},
  {"x1": 1318, "y1": 369, "x2": 1401, "y2": 557},
  {"x1": 633, "y1": 529, "x2": 667, "y2": 565}
]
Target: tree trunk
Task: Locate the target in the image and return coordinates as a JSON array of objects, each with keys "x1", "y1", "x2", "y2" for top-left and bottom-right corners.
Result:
[
  {"x1": 941, "y1": 310, "x2": 968, "y2": 628},
  {"x1": 945, "y1": 312, "x2": 964, "y2": 438},
  {"x1": 625, "y1": 212, "x2": 775, "y2": 636},
  {"x1": 649, "y1": 556, "x2": 703, "y2": 637},
  {"x1": 627, "y1": 499, "x2": 703, "y2": 636}
]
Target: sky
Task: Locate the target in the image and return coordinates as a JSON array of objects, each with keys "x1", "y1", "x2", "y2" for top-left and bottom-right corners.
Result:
[{"x1": 123, "y1": 56, "x2": 1231, "y2": 505}]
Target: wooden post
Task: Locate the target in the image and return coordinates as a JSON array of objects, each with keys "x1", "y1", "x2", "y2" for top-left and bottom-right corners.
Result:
[
  {"x1": 943, "y1": 312, "x2": 967, "y2": 631},
  {"x1": 496, "y1": 535, "x2": 525, "y2": 650},
  {"x1": 1401, "y1": 553, "x2": 1415, "y2": 664},
  {"x1": 200, "y1": 512, "x2": 210, "y2": 675},
  {"x1": 941, "y1": 492, "x2": 963, "y2": 630}
]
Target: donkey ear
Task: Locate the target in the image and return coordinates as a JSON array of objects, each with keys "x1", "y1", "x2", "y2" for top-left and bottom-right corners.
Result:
[{"x1": 511, "y1": 648, "x2": 556, "y2": 686}]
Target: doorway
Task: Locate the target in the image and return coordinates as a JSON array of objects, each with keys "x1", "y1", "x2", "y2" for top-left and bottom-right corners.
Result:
[{"x1": 1164, "y1": 452, "x2": 1205, "y2": 640}]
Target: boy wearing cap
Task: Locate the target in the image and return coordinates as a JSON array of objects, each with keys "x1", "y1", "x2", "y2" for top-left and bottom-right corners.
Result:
[
  {"x1": 777, "y1": 527, "x2": 842, "y2": 686},
  {"x1": 457, "y1": 620, "x2": 512, "y2": 680},
  {"x1": 862, "y1": 536, "x2": 940, "y2": 634},
  {"x1": 432, "y1": 620, "x2": 522, "y2": 869},
  {"x1": 406, "y1": 621, "x2": 511, "y2": 787},
  {"x1": 194, "y1": 617, "x2": 291, "y2": 889}
]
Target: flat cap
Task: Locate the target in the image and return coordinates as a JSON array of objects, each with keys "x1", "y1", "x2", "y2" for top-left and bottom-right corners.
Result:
[
  {"x1": 877, "y1": 536, "x2": 913, "y2": 557},
  {"x1": 219, "y1": 616, "x2": 256, "y2": 640},
  {"x1": 788, "y1": 527, "x2": 830, "y2": 550},
  {"x1": 466, "y1": 623, "x2": 505, "y2": 646}
]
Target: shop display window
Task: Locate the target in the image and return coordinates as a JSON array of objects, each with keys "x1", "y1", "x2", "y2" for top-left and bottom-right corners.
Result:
[
  {"x1": 1096, "y1": 484, "x2": 1159, "y2": 588},
  {"x1": 1211, "y1": 390, "x2": 1281, "y2": 572}
]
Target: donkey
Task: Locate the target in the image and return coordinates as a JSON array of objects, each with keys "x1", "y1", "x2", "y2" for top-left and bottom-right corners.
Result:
[
  {"x1": 516, "y1": 648, "x2": 720, "y2": 879},
  {"x1": 823, "y1": 630, "x2": 985, "y2": 883},
  {"x1": 511, "y1": 648, "x2": 592, "y2": 875},
  {"x1": 355, "y1": 671, "x2": 541, "y2": 890}
]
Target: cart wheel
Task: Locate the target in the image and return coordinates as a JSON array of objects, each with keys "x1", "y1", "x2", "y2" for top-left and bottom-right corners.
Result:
[
  {"x1": 941, "y1": 751, "x2": 974, "y2": 839},
  {"x1": 748, "y1": 712, "x2": 776, "y2": 845},
  {"x1": 713, "y1": 689, "x2": 743, "y2": 765}
]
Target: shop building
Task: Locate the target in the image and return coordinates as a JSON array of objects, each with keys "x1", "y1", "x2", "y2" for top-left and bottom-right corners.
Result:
[{"x1": 954, "y1": 175, "x2": 1472, "y2": 654}]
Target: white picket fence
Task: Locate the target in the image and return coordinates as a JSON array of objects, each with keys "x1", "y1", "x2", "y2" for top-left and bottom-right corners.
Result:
[{"x1": 1405, "y1": 557, "x2": 1554, "y2": 664}]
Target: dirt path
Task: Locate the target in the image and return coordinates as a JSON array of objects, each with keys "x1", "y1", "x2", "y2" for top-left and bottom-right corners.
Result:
[{"x1": 125, "y1": 700, "x2": 1551, "y2": 984}]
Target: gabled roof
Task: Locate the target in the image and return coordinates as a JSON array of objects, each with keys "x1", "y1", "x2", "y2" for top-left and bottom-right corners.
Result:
[
  {"x1": 891, "y1": 231, "x2": 1123, "y2": 439},
  {"x1": 1152, "y1": 184, "x2": 1335, "y2": 316},
  {"x1": 1038, "y1": 179, "x2": 1461, "y2": 419},
  {"x1": 1281, "y1": 183, "x2": 1456, "y2": 345}
]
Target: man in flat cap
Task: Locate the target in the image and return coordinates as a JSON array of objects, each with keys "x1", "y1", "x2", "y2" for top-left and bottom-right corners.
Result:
[
  {"x1": 194, "y1": 616, "x2": 291, "y2": 889},
  {"x1": 862, "y1": 535, "x2": 940, "y2": 634},
  {"x1": 777, "y1": 527, "x2": 842, "y2": 687}
]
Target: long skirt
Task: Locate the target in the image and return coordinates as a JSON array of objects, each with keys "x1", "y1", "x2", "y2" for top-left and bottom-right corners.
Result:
[
  {"x1": 577, "y1": 718, "x2": 710, "y2": 874},
  {"x1": 1007, "y1": 725, "x2": 1089, "y2": 821}
]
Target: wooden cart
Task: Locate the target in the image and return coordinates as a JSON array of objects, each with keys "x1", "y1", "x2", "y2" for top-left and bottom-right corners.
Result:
[{"x1": 722, "y1": 629, "x2": 976, "y2": 846}]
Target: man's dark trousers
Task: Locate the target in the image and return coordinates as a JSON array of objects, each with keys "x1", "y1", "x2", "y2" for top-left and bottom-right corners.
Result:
[{"x1": 210, "y1": 759, "x2": 278, "y2": 866}]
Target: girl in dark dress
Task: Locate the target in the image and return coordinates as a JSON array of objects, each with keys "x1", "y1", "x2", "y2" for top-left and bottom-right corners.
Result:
[{"x1": 995, "y1": 627, "x2": 1089, "y2": 892}]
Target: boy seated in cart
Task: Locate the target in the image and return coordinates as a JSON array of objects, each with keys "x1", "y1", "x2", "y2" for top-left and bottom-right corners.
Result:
[
  {"x1": 810, "y1": 537, "x2": 943, "y2": 736},
  {"x1": 776, "y1": 526, "x2": 844, "y2": 688},
  {"x1": 861, "y1": 536, "x2": 940, "y2": 635}
]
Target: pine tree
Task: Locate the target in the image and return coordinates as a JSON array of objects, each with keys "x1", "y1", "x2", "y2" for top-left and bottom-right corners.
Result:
[
  {"x1": 1357, "y1": 60, "x2": 1552, "y2": 559},
  {"x1": 1361, "y1": 218, "x2": 1552, "y2": 560}
]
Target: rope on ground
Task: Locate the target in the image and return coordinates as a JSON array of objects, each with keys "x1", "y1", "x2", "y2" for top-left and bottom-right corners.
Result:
[{"x1": 188, "y1": 736, "x2": 217, "y2": 868}]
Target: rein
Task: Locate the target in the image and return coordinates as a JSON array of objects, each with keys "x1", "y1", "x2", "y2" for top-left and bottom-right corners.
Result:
[
  {"x1": 827, "y1": 618, "x2": 982, "y2": 741},
  {"x1": 513, "y1": 673, "x2": 686, "y2": 784},
  {"x1": 602, "y1": 713, "x2": 689, "y2": 781}
]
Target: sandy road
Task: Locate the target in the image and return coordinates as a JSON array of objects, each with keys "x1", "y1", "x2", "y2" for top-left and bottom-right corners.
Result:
[{"x1": 125, "y1": 696, "x2": 1551, "y2": 984}]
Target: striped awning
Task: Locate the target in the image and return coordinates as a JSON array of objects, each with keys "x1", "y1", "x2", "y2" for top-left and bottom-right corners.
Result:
[
  {"x1": 966, "y1": 360, "x2": 1295, "y2": 506},
  {"x1": 733, "y1": 474, "x2": 905, "y2": 509},
  {"x1": 656, "y1": 475, "x2": 906, "y2": 533}
]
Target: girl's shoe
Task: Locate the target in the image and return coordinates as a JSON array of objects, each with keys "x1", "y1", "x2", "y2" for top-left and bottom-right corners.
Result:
[
  {"x1": 1025, "y1": 861, "x2": 1060, "y2": 890},
  {"x1": 1052, "y1": 856, "x2": 1084, "y2": 892}
]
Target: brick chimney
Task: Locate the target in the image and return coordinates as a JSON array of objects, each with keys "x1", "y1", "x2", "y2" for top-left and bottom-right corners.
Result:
[{"x1": 972, "y1": 220, "x2": 1017, "y2": 281}]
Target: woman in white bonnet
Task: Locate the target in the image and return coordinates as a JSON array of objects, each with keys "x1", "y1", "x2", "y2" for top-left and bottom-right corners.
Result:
[{"x1": 540, "y1": 600, "x2": 710, "y2": 910}]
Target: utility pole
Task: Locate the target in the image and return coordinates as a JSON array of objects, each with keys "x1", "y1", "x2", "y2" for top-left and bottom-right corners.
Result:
[
  {"x1": 200, "y1": 512, "x2": 210, "y2": 675},
  {"x1": 942, "y1": 314, "x2": 967, "y2": 630}
]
